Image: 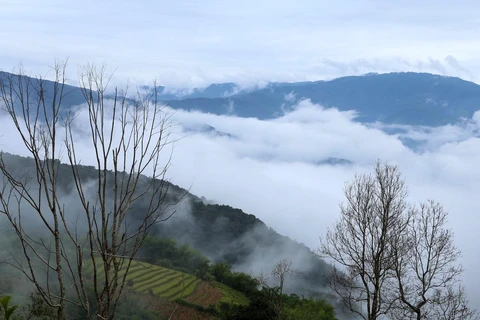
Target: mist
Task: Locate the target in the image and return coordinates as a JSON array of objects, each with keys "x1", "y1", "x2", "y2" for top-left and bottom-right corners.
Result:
[
  {"x1": 165, "y1": 100, "x2": 480, "y2": 310},
  {"x1": 1, "y1": 97, "x2": 480, "y2": 313}
]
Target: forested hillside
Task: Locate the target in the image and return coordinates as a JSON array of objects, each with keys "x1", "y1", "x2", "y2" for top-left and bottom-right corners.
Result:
[{"x1": 0, "y1": 152, "x2": 339, "y2": 319}]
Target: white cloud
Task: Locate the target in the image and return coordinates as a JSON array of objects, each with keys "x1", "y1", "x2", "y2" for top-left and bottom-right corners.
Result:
[
  {"x1": 161, "y1": 102, "x2": 480, "y2": 308},
  {"x1": 284, "y1": 91, "x2": 296, "y2": 103}
]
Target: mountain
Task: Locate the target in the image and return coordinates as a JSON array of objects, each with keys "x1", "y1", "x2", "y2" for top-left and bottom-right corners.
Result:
[
  {"x1": 146, "y1": 82, "x2": 246, "y2": 100},
  {"x1": 3, "y1": 70, "x2": 480, "y2": 127},
  {"x1": 0, "y1": 71, "x2": 87, "y2": 112},
  {"x1": 160, "y1": 72, "x2": 480, "y2": 126},
  {"x1": 0, "y1": 152, "x2": 331, "y2": 300},
  {"x1": 182, "y1": 123, "x2": 236, "y2": 138}
]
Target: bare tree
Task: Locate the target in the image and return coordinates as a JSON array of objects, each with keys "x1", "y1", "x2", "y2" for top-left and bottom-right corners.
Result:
[
  {"x1": 391, "y1": 200, "x2": 478, "y2": 320},
  {"x1": 257, "y1": 259, "x2": 300, "y2": 319},
  {"x1": 319, "y1": 161, "x2": 411, "y2": 320},
  {"x1": 0, "y1": 62, "x2": 178, "y2": 319},
  {"x1": 430, "y1": 285, "x2": 479, "y2": 320},
  {"x1": 320, "y1": 162, "x2": 477, "y2": 320}
]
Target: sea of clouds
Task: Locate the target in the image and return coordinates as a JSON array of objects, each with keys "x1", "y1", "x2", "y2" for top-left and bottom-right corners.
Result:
[{"x1": 1, "y1": 99, "x2": 480, "y2": 308}]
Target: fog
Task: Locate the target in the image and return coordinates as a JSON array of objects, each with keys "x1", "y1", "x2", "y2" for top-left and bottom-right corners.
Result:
[
  {"x1": 1, "y1": 98, "x2": 480, "y2": 311},
  {"x1": 162, "y1": 100, "x2": 480, "y2": 309}
]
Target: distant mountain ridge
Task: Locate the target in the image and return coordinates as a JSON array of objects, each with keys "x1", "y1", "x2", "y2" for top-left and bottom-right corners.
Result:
[
  {"x1": 2, "y1": 70, "x2": 480, "y2": 126},
  {"x1": 158, "y1": 72, "x2": 480, "y2": 126}
]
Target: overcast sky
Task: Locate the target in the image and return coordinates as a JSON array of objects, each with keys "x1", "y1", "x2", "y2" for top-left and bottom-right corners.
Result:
[{"x1": 1, "y1": 0, "x2": 480, "y2": 87}]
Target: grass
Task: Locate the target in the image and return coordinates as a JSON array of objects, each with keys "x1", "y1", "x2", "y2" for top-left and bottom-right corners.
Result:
[
  {"x1": 84, "y1": 259, "x2": 200, "y2": 300},
  {"x1": 168, "y1": 279, "x2": 201, "y2": 300},
  {"x1": 135, "y1": 273, "x2": 187, "y2": 292},
  {"x1": 215, "y1": 282, "x2": 249, "y2": 306},
  {"x1": 84, "y1": 258, "x2": 249, "y2": 309}
]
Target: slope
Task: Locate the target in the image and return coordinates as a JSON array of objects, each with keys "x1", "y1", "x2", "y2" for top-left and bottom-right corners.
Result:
[{"x1": 0, "y1": 152, "x2": 331, "y2": 300}]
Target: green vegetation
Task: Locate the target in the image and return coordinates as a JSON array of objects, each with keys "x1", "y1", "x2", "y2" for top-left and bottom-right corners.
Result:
[
  {"x1": 1, "y1": 232, "x2": 337, "y2": 320},
  {"x1": 80, "y1": 237, "x2": 338, "y2": 319},
  {"x1": 139, "y1": 235, "x2": 211, "y2": 277},
  {"x1": 0, "y1": 153, "x2": 339, "y2": 319},
  {"x1": 219, "y1": 288, "x2": 337, "y2": 320},
  {"x1": 283, "y1": 294, "x2": 337, "y2": 320},
  {"x1": 85, "y1": 259, "x2": 200, "y2": 300},
  {"x1": 0, "y1": 296, "x2": 18, "y2": 320},
  {"x1": 215, "y1": 283, "x2": 249, "y2": 306}
]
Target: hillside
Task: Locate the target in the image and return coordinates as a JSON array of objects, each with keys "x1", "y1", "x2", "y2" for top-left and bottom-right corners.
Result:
[
  {"x1": 84, "y1": 258, "x2": 246, "y2": 305},
  {"x1": 0, "y1": 71, "x2": 88, "y2": 112},
  {"x1": 3, "y1": 71, "x2": 480, "y2": 127},
  {"x1": 85, "y1": 259, "x2": 202, "y2": 300},
  {"x1": 82, "y1": 258, "x2": 249, "y2": 319},
  {"x1": 1, "y1": 256, "x2": 249, "y2": 319},
  {"x1": 0, "y1": 152, "x2": 333, "y2": 301},
  {"x1": 150, "y1": 200, "x2": 331, "y2": 298}
]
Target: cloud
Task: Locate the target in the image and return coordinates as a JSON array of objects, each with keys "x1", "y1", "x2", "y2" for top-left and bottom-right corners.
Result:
[
  {"x1": 283, "y1": 91, "x2": 296, "y2": 103},
  {"x1": 225, "y1": 99, "x2": 235, "y2": 115},
  {"x1": 1, "y1": 98, "x2": 480, "y2": 309},
  {"x1": 445, "y1": 55, "x2": 474, "y2": 78},
  {"x1": 371, "y1": 114, "x2": 480, "y2": 151},
  {"x1": 162, "y1": 101, "x2": 480, "y2": 309}
]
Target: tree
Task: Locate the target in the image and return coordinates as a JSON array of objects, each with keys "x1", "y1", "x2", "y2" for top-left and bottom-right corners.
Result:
[
  {"x1": 283, "y1": 294, "x2": 337, "y2": 320},
  {"x1": 257, "y1": 259, "x2": 301, "y2": 319},
  {"x1": 320, "y1": 161, "x2": 410, "y2": 320},
  {"x1": 430, "y1": 285, "x2": 478, "y2": 320},
  {"x1": 391, "y1": 201, "x2": 478, "y2": 320},
  {"x1": 0, "y1": 296, "x2": 19, "y2": 320},
  {"x1": 320, "y1": 161, "x2": 477, "y2": 320},
  {"x1": 0, "y1": 62, "x2": 178, "y2": 319}
]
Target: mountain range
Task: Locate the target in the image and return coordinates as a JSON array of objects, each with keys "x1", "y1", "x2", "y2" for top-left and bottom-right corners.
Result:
[
  {"x1": 2, "y1": 71, "x2": 480, "y2": 127},
  {"x1": 154, "y1": 72, "x2": 480, "y2": 126}
]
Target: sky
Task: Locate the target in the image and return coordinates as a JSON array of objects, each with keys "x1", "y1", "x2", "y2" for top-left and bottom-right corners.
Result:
[
  {"x1": 1, "y1": 0, "x2": 480, "y2": 88},
  {"x1": 2, "y1": 0, "x2": 480, "y2": 312}
]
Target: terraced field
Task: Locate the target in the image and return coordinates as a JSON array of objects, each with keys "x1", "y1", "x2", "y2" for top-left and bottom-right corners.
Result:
[
  {"x1": 184, "y1": 281, "x2": 222, "y2": 307},
  {"x1": 84, "y1": 259, "x2": 201, "y2": 300}
]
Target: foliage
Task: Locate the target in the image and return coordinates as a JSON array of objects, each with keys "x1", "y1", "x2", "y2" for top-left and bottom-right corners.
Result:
[
  {"x1": 219, "y1": 287, "x2": 337, "y2": 320},
  {"x1": 22, "y1": 292, "x2": 56, "y2": 320},
  {"x1": 210, "y1": 263, "x2": 259, "y2": 297},
  {"x1": 140, "y1": 236, "x2": 211, "y2": 278},
  {"x1": 152, "y1": 199, "x2": 331, "y2": 299},
  {"x1": 214, "y1": 283, "x2": 249, "y2": 306},
  {"x1": 0, "y1": 296, "x2": 18, "y2": 320},
  {"x1": 219, "y1": 288, "x2": 277, "y2": 320},
  {"x1": 283, "y1": 294, "x2": 337, "y2": 320},
  {"x1": 112, "y1": 293, "x2": 162, "y2": 320},
  {"x1": 139, "y1": 238, "x2": 260, "y2": 299}
]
